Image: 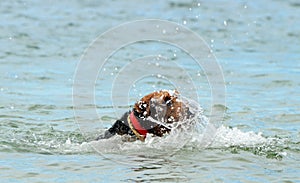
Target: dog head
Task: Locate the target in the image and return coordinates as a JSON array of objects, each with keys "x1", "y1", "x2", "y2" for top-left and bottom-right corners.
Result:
[{"x1": 133, "y1": 90, "x2": 191, "y2": 124}]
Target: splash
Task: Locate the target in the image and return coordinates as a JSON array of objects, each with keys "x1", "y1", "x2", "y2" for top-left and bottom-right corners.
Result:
[
  {"x1": 84, "y1": 98, "x2": 289, "y2": 160},
  {"x1": 1, "y1": 99, "x2": 290, "y2": 160}
]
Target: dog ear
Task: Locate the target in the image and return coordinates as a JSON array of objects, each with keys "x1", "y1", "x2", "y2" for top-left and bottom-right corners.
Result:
[{"x1": 134, "y1": 92, "x2": 156, "y2": 118}]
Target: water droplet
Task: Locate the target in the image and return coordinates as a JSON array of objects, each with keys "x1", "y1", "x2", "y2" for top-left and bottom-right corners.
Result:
[
  {"x1": 183, "y1": 20, "x2": 187, "y2": 25},
  {"x1": 110, "y1": 72, "x2": 114, "y2": 76},
  {"x1": 189, "y1": 8, "x2": 192, "y2": 11},
  {"x1": 197, "y1": 3, "x2": 201, "y2": 6},
  {"x1": 211, "y1": 39, "x2": 214, "y2": 43},
  {"x1": 10, "y1": 106, "x2": 14, "y2": 109},
  {"x1": 244, "y1": 5, "x2": 247, "y2": 9},
  {"x1": 223, "y1": 20, "x2": 227, "y2": 26},
  {"x1": 162, "y1": 29, "x2": 166, "y2": 34},
  {"x1": 173, "y1": 53, "x2": 177, "y2": 57},
  {"x1": 156, "y1": 25, "x2": 160, "y2": 28},
  {"x1": 195, "y1": 15, "x2": 199, "y2": 19},
  {"x1": 157, "y1": 74, "x2": 162, "y2": 78},
  {"x1": 280, "y1": 151, "x2": 287, "y2": 156}
]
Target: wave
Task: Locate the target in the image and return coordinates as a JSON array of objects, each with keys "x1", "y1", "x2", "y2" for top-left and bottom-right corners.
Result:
[{"x1": 0, "y1": 99, "x2": 294, "y2": 160}]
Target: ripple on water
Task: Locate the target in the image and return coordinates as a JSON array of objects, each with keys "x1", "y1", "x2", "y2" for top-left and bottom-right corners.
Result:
[
  {"x1": 0, "y1": 108, "x2": 295, "y2": 161},
  {"x1": 27, "y1": 104, "x2": 57, "y2": 111}
]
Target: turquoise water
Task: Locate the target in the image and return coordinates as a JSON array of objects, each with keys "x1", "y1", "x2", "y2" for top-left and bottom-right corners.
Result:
[{"x1": 1, "y1": 0, "x2": 300, "y2": 182}]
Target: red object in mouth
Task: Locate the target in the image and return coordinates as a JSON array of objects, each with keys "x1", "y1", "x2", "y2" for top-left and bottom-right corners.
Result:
[{"x1": 130, "y1": 111, "x2": 148, "y2": 137}]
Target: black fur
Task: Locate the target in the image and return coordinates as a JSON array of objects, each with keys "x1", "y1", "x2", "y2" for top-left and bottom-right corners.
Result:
[{"x1": 96, "y1": 111, "x2": 134, "y2": 140}]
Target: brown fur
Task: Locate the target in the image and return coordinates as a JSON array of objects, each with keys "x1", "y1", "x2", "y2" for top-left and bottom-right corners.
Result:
[
  {"x1": 134, "y1": 90, "x2": 189, "y2": 123},
  {"x1": 98, "y1": 90, "x2": 192, "y2": 140}
]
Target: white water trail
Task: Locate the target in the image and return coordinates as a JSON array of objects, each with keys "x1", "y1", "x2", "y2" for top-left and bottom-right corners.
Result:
[{"x1": 61, "y1": 98, "x2": 274, "y2": 155}]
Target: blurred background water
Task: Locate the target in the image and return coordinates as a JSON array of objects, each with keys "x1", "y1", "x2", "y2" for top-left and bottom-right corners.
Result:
[{"x1": 0, "y1": 0, "x2": 299, "y2": 182}]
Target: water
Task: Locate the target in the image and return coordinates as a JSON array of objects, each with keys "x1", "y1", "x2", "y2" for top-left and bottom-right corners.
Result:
[{"x1": 1, "y1": 0, "x2": 300, "y2": 182}]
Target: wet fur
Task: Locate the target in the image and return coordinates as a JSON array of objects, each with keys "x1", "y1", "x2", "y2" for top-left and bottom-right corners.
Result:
[{"x1": 97, "y1": 90, "x2": 191, "y2": 140}]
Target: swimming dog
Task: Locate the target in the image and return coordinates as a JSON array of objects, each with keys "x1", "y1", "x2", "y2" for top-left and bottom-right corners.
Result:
[{"x1": 97, "y1": 90, "x2": 193, "y2": 141}]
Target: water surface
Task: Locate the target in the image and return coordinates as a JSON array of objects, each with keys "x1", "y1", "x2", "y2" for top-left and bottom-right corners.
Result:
[{"x1": 1, "y1": 0, "x2": 299, "y2": 182}]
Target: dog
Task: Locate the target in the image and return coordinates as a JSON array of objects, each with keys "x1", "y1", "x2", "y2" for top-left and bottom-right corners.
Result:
[{"x1": 97, "y1": 90, "x2": 193, "y2": 141}]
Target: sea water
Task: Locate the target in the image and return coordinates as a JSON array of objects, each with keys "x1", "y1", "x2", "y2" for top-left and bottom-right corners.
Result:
[{"x1": 1, "y1": 0, "x2": 299, "y2": 182}]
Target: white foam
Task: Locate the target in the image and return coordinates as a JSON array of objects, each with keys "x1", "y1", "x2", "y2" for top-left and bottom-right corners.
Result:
[
  {"x1": 210, "y1": 126, "x2": 267, "y2": 148},
  {"x1": 186, "y1": 125, "x2": 267, "y2": 149},
  {"x1": 57, "y1": 98, "x2": 276, "y2": 156}
]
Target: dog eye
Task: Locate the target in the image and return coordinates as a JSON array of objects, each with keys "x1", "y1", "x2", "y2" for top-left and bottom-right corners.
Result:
[{"x1": 166, "y1": 100, "x2": 172, "y2": 106}]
